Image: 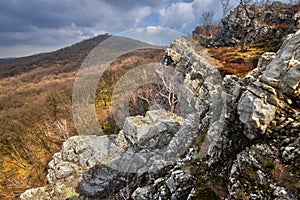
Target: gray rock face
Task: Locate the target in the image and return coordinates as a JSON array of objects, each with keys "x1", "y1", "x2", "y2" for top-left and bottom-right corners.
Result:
[
  {"x1": 257, "y1": 52, "x2": 277, "y2": 70},
  {"x1": 293, "y1": 11, "x2": 300, "y2": 28},
  {"x1": 207, "y1": 2, "x2": 297, "y2": 47},
  {"x1": 227, "y1": 112, "x2": 300, "y2": 199},
  {"x1": 130, "y1": 169, "x2": 195, "y2": 200},
  {"x1": 123, "y1": 109, "x2": 182, "y2": 145},
  {"x1": 260, "y1": 32, "x2": 300, "y2": 99},
  {"x1": 229, "y1": 144, "x2": 277, "y2": 199},
  {"x1": 76, "y1": 36, "x2": 226, "y2": 199},
  {"x1": 21, "y1": 30, "x2": 300, "y2": 200},
  {"x1": 209, "y1": 30, "x2": 300, "y2": 200},
  {"x1": 21, "y1": 110, "x2": 184, "y2": 199},
  {"x1": 238, "y1": 91, "x2": 276, "y2": 134}
]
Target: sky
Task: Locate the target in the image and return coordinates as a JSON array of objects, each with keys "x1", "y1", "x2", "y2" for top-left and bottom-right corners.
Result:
[{"x1": 0, "y1": 0, "x2": 289, "y2": 58}]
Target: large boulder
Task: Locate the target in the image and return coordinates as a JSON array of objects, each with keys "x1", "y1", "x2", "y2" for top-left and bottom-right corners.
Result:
[
  {"x1": 238, "y1": 91, "x2": 276, "y2": 134},
  {"x1": 21, "y1": 109, "x2": 183, "y2": 200}
]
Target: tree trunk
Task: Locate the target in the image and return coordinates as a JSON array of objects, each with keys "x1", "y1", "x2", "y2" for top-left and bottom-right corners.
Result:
[{"x1": 240, "y1": 31, "x2": 248, "y2": 52}]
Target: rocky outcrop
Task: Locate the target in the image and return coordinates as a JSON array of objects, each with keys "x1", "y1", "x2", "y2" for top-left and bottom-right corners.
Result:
[
  {"x1": 160, "y1": 29, "x2": 299, "y2": 199},
  {"x1": 202, "y1": 2, "x2": 299, "y2": 47},
  {"x1": 21, "y1": 110, "x2": 183, "y2": 199},
  {"x1": 21, "y1": 34, "x2": 224, "y2": 199},
  {"x1": 21, "y1": 30, "x2": 300, "y2": 199},
  {"x1": 207, "y1": 30, "x2": 300, "y2": 199}
]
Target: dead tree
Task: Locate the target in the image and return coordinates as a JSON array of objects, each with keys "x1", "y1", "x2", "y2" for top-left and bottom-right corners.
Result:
[
  {"x1": 130, "y1": 66, "x2": 182, "y2": 114},
  {"x1": 130, "y1": 84, "x2": 162, "y2": 115},
  {"x1": 156, "y1": 67, "x2": 180, "y2": 113},
  {"x1": 238, "y1": 0, "x2": 255, "y2": 51},
  {"x1": 200, "y1": 10, "x2": 215, "y2": 37},
  {"x1": 201, "y1": 11, "x2": 215, "y2": 26},
  {"x1": 236, "y1": 0, "x2": 272, "y2": 51},
  {"x1": 220, "y1": 0, "x2": 232, "y2": 17}
]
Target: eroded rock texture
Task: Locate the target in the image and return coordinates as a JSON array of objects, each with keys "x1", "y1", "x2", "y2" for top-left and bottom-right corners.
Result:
[
  {"x1": 21, "y1": 30, "x2": 299, "y2": 200},
  {"x1": 210, "y1": 2, "x2": 299, "y2": 47}
]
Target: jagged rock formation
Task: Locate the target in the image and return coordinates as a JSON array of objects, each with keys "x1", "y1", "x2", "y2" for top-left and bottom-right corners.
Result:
[
  {"x1": 196, "y1": 2, "x2": 300, "y2": 47},
  {"x1": 207, "y1": 30, "x2": 300, "y2": 199},
  {"x1": 21, "y1": 30, "x2": 299, "y2": 199},
  {"x1": 20, "y1": 109, "x2": 183, "y2": 199}
]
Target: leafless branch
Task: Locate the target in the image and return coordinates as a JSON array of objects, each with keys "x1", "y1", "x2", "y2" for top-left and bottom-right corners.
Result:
[{"x1": 220, "y1": 0, "x2": 232, "y2": 17}]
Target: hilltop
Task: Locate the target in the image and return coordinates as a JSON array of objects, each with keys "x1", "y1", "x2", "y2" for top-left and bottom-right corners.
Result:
[
  {"x1": 21, "y1": 28, "x2": 300, "y2": 200},
  {"x1": 0, "y1": 34, "x2": 110, "y2": 79},
  {"x1": 193, "y1": 1, "x2": 300, "y2": 76},
  {"x1": 1, "y1": 1, "x2": 300, "y2": 200},
  {"x1": 0, "y1": 35, "x2": 164, "y2": 199}
]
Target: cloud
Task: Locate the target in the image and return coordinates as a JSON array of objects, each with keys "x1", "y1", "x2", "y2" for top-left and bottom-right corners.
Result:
[
  {"x1": 158, "y1": 0, "x2": 224, "y2": 34},
  {"x1": 117, "y1": 26, "x2": 183, "y2": 46},
  {"x1": 3, "y1": 0, "x2": 290, "y2": 58},
  {"x1": 0, "y1": 0, "x2": 153, "y2": 57},
  {"x1": 0, "y1": 0, "x2": 158, "y2": 34},
  {"x1": 101, "y1": 0, "x2": 167, "y2": 9},
  {"x1": 159, "y1": 2, "x2": 195, "y2": 32}
]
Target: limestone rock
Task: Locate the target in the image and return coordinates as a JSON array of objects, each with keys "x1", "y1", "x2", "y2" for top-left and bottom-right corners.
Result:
[
  {"x1": 208, "y1": 2, "x2": 297, "y2": 47},
  {"x1": 238, "y1": 91, "x2": 276, "y2": 134},
  {"x1": 132, "y1": 186, "x2": 152, "y2": 200},
  {"x1": 123, "y1": 109, "x2": 182, "y2": 144},
  {"x1": 293, "y1": 11, "x2": 300, "y2": 29},
  {"x1": 256, "y1": 52, "x2": 277, "y2": 70},
  {"x1": 20, "y1": 187, "x2": 48, "y2": 200},
  {"x1": 21, "y1": 29, "x2": 300, "y2": 200}
]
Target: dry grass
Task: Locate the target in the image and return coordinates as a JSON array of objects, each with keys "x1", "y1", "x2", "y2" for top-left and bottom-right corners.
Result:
[
  {"x1": 0, "y1": 39, "x2": 164, "y2": 199},
  {"x1": 0, "y1": 69, "x2": 76, "y2": 199},
  {"x1": 95, "y1": 48, "x2": 165, "y2": 134},
  {"x1": 0, "y1": 34, "x2": 105, "y2": 199},
  {"x1": 207, "y1": 43, "x2": 277, "y2": 76}
]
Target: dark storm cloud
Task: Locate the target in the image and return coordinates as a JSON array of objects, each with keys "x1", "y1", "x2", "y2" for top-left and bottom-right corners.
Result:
[
  {"x1": 0, "y1": 0, "x2": 70, "y2": 31},
  {"x1": 9, "y1": 0, "x2": 290, "y2": 57},
  {"x1": 0, "y1": 0, "x2": 153, "y2": 48},
  {"x1": 0, "y1": 0, "x2": 119, "y2": 32}
]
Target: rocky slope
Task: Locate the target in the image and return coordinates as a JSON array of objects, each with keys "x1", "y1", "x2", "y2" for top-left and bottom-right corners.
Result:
[
  {"x1": 194, "y1": 2, "x2": 300, "y2": 48},
  {"x1": 0, "y1": 35, "x2": 164, "y2": 199},
  {"x1": 208, "y1": 29, "x2": 300, "y2": 199},
  {"x1": 21, "y1": 30, "x2": 299, "y2": 199}
]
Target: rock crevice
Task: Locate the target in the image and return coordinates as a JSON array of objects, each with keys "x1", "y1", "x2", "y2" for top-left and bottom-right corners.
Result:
[{"x1": 21, "y1": 30, "x2": 300, "y2": 199}]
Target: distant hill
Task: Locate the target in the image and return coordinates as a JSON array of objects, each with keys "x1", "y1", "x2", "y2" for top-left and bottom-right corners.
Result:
[
  {"x1": 0, "y1": 34, "x2": 110, "y2": 79},
  {"x1": 0, "y1": 34, "x2": 164, "y2": 199},
  {"x1": 0, "y1": 57, "x2": 17, "y2": 60}
]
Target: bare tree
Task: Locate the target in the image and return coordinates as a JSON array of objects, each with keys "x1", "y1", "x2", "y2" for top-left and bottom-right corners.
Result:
[
  {"x1": 132, "y1": 67, "x2": 181, "y2": 114},
  {"x1": 235, "y1": 0, "x2": 272, "y2": 51},
  {"x1": 130, "y1": 84, "x2": 162, "y2": 115},
  {"x1": 220, "y1": 0, "x2": 232, "y2": 17},
  {"x1": 237, "y1": 0, "x2": 255, "y2": 51},
  {"x1": 129, "y1": 65, "x2": 183, "y2": 115},
  {"x1": 200, "y1": 10, "x2": 215, "y2": 37},
  {"x1": 156, "y1": 67, "x2": 180, "y2": 113},
  {"x1": 201, "y1": 10, "x2": 215, "y2": 27}
]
